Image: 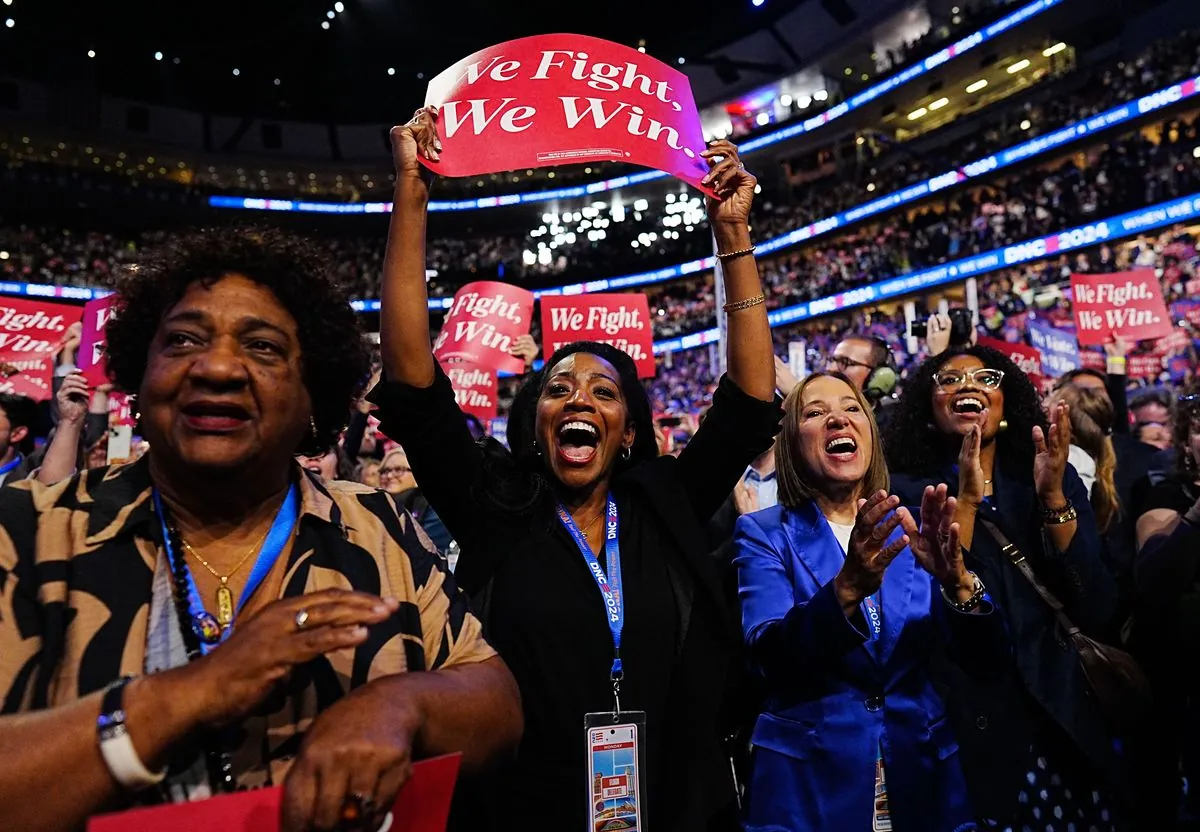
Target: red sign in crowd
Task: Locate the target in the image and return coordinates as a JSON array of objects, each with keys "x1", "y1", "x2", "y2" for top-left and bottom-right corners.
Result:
[
  {"x1": 421, "y1": 34, "x2": 715, "y2": 195},
  {"x1": 78, "y1": 295, "x2": 118, "y2": 387},
  {"x1": 432, "y1": 281, "x2": 535, "y2": 375},
  {"x1": 978, "y1": 337, "x2": 1044, "y2": 389},
  {"x1": 441, "y1": 361, "x2": 499, "y2": 421},
  {"x1": 540, "y1": 294, "x2": 656, "y2": 378},
  {"x1": 1069, "y1": 270, "x2": 1173, "y2": 346},
  {"x1": 0, "y1": 298, "x2": 83, "y2": 402}
]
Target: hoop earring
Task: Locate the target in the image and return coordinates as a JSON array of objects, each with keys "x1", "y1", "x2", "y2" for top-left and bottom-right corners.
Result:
[
  {"x1": 533, "y1": 442, "x2": 542, "y2": 457},
  {"x1": 621, "y1": 447, "x2": 631, "y2": 461},
  {"x1": 998, "y1": 418, "x2": 1009, "y2": 432}
]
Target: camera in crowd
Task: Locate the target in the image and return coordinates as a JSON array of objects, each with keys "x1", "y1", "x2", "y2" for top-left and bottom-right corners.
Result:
[{"x1": 909, "y1": 307, "x2": 975, "y2": 346}]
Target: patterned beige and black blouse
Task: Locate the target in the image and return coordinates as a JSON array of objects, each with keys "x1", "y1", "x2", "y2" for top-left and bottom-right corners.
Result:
[{"x1": 0, "y1": 454, "x2": 495, "y2": 792}]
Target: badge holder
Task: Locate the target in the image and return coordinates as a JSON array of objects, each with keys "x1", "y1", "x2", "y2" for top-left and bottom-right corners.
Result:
[
  {"x1": 584, "y1": 694, "x2": 647, "y2": 832},
  {"x1": 561, "y1": 498, "x2": 647, "y2": 830}
]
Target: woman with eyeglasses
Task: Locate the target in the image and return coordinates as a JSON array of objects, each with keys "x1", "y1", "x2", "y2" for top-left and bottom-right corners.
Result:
[
  {"x1": 884, "y1": 346, "x2": 1127, "y2": 831},
  {"x1": 379, "y1": 447, "x2": 451, "y2": 555},
  {"x1": 1133, "y1": 385, "x2": 1200, "y2": 825}
]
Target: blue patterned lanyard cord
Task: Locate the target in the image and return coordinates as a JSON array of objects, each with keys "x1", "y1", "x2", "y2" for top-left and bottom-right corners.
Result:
[
  {"x1": 556, "y1": 495, "x2": 625, "y2": 714},
  {"x1": 862, "y1": 593, "x2": 882, "y2": 637},
  {"x1": 0, "y1": 452, "x2": 23, "y2": 478},
  {"x1": 153, "y1": 484, "x2": 300, "y2": 652}
]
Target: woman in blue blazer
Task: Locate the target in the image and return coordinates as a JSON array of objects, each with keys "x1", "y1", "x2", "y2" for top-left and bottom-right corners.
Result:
[{"x1": 735, "y1": 371, "x2": 1008, "y2": 832}]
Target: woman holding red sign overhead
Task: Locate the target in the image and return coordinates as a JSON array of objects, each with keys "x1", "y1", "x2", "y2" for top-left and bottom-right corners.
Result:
[{"x1": 371, "y1": 106, "x2": 780, "y2": 831}]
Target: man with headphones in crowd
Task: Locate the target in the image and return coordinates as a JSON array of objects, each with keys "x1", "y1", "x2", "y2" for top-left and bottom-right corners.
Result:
[{"x1": 825, "y1": 334, "x2": 900, "y2": 423}]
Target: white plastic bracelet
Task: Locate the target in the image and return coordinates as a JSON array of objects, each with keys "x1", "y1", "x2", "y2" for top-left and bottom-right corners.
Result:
[{"x1": 97, "y1": 678, "x2": 167, "y2": 791}]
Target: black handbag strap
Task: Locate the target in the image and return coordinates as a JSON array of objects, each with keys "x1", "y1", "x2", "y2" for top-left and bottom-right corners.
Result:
[{"x1": 978, "y1": 517, "x2": 1081, "y2": 637}]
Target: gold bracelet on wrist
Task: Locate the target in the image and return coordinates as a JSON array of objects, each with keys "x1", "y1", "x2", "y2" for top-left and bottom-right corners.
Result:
[
  {"x1": 716, "y1": 245, "x2": 756, "y2": 261},
  {"x1": 722, "y1": 294, "x2": 766, "y2": 313},
  {"x1": 1041, "y1": 500, "x2": 1077, "y2": 525}
]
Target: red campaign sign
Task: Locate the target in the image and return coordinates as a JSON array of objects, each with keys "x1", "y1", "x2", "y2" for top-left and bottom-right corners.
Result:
[
  {"x1": 1128, "y1": 352, "x2": 1166, "y2": 380},
  {"x1": 978, "y1": 336, "x2": 1043, "y2": 386},
  {"x1": 441, "y1": 360, "x2": 499, "y2": 421},
  {"x1": 422, "y1": 34, "x2": 714, "y2": 196},
  {"x1": 432, "y1": 281, "x2": 534, "y2": 375},
  {"x1": 1080, "y1": 349, "x2": 1106, "y2": 371},
  {"x1": 1157, "y1": 327, "x2": 1191, "y2": 355},
  {"x1": 1069, "y1": 270, "x2": 1172, "y2": 347},
  {"x1": 109, "y1": 391, "x2": 136, "y2": 426},
  {"x1": 0, "y1": 297, "x2": 81, "y2": 360},
  {"x1": 78, "y1": 295, "x2": 118, "y2": 387},
  {"x1": 0, "y1": 356, "x2": 53, "y2": 402},
  {"x1": 89, "y1": 753, "x2": 460, "y2": 832},
  {"x1": 540, "y1": 293, "x2": 655, "y2": 378}
]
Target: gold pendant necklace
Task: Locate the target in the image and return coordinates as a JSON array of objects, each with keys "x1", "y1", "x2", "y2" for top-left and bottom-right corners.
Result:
[{"x1": 182, "y1": 531, "x2": 269, "y2": 629}]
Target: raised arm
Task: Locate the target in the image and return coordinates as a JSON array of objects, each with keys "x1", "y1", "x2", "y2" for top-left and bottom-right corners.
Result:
[
  {"x1": 702, "y1": 140, "x2": 775, "y2": 403},
  {"x1": 381, "y1": 107, "x2": 442, "y2": 389},
  {"x1": 37, "y1": 371, "x2": 90, "y2": 485}
]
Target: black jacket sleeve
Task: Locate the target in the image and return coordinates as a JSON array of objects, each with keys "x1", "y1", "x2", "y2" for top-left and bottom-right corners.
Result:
[
  {"x1": 367, "y1": 365, "x2": 489, "y2": 559},
  {"x1": 675, "y1": 375, "x2": 781, "y2": 523}
]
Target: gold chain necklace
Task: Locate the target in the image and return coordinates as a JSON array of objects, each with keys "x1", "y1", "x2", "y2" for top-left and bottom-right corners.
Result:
[
  {"x1": 575, "y1": 506, "x2": 607, "y2": 541},
  {"x1": 182, "y1": 531, "x2": 269, "y2": 629}
]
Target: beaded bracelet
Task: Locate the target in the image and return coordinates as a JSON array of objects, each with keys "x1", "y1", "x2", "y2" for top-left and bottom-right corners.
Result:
[
  {"x1": 722, "y1": 294, "x2": 766, "y2": 313},
  {"x1": 716, "y1": 245, "x2": 756, "y2": 261}
]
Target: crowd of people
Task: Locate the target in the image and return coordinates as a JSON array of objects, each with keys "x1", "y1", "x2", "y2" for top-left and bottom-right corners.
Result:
[
  {"x1": 4, "y1": 26, "x2": 1199, "y2": 302},
  {"x1": 2, "y1": 104, "x2": 1199, "y2": 832},
  {"x1": 649, "y1": 113, "x2": 1200, "y2": 339},
  {"x1": 2, "y1": 7, "x2": 1200, "y2": 829}
]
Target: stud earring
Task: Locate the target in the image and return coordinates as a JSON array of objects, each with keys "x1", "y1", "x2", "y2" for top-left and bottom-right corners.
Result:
[{"x1": 998, "y1": 418, "x2": 1009, "y2": 432}]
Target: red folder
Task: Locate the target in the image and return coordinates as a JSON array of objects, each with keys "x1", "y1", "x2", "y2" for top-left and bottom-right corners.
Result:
[{"x1": 87, "y1": 753, "x2": 460, "y2": 832}]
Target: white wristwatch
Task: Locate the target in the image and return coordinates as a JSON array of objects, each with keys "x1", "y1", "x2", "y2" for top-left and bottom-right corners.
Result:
[{"x1": 97, "y1": 677, "x2": 167, "y2": 791}]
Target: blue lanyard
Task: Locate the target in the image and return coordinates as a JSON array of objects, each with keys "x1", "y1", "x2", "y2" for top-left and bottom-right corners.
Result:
[
  {"x1": 153, "y1": 484, "x2": 300, "y2": 654},
  {"x1": 833, "y1": 519, "x2": 883, "y2": 637},
  {"x1": 862, "y1": 593, "x2": 883, "y2": 637},
  {"x1": 0, "y1": 452, "x2": 23, "y2": 477},
  {"x1": 556, "y1": 495, "x2": 625, "y2": 696}
]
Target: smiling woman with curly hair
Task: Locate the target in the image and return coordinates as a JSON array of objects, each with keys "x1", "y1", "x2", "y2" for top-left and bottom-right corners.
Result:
[
  {"x1": 0, "y1": 226, "x2": 521, "y2": 831},
  {"x1": 885, "y1": 344, "x2": 1126, "y2": 831}
]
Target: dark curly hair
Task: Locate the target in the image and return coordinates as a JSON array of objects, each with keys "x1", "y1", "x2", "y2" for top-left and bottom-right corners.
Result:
[
  {"x1": 884, "y1": 345, "x2": 1047, "y2": 481},
  {"x1": 104, "y1": 226, "x2": 370, "y2": 455},
  {"x1": 475, "y1": 341, "x2": 657, "y2": 516}
]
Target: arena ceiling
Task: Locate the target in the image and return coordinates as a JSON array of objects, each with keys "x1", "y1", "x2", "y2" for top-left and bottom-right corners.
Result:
[{"x1": 3, "y1": 0, "x2": 817, "y2": 123}]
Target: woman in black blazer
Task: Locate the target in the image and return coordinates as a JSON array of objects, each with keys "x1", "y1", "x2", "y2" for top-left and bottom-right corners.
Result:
[
  {"x1": 372, "y1": 108, "x2": 782, "y2": 831},
  {"x1": 885, "y1": 345, "x2": 1128, "y2": 831}
]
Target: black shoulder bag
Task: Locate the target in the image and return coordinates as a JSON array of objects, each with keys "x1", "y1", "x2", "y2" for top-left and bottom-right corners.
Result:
[{"x1": 979, "y1": 517, "x2": 1152, "y2": 730}]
